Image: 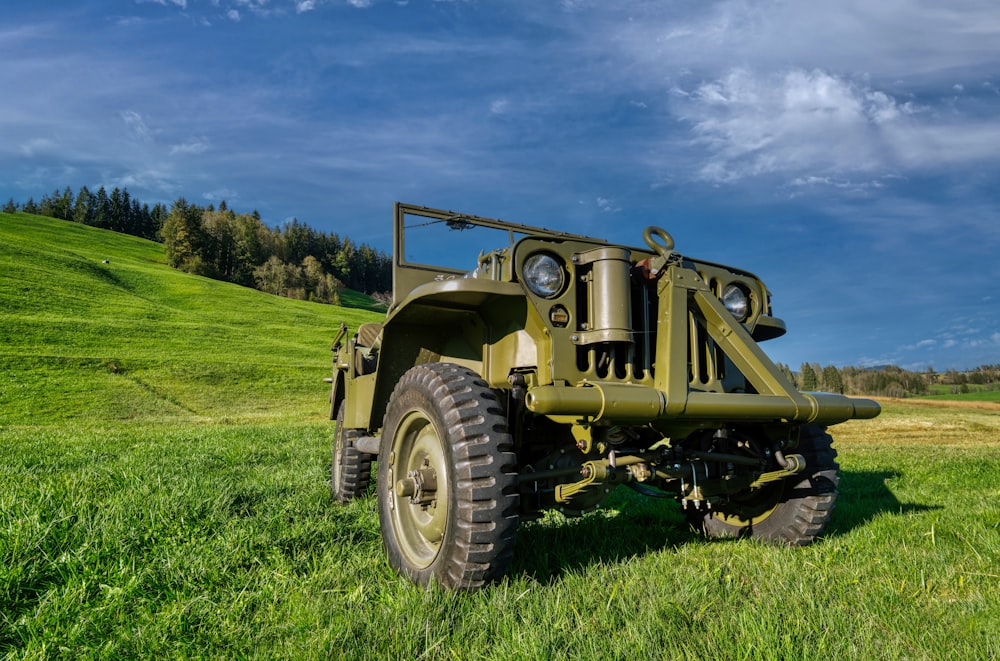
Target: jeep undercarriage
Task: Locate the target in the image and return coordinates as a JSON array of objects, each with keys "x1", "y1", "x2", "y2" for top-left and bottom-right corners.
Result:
[{"x1": 329, "y1": 203, "x2": 880, "y2": 589}]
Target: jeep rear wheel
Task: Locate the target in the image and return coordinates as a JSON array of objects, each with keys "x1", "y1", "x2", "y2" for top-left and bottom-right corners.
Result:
[
  {"x1": 691, "y1": 426, "x2": 840, "y2": 546},
  {"x1": 332, "y1": 401, "x2": 372, "y2": 502},
  {"x1": 377, "y1": 363, "x2": 519, "y2": 589}
]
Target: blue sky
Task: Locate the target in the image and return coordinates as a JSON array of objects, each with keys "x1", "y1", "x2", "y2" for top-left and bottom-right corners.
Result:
[{"x1": 3, "y1": 0, "x2": 999, "y2": 371}]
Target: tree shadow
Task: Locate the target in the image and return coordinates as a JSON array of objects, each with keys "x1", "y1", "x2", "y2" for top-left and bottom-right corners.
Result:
[{"x1": 511, "y1": 470, "x2": 940, "y2": 583}]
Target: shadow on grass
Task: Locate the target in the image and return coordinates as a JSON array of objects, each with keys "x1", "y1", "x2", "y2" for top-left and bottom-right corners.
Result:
[
  {"x1": 511, "y1": 488, "x2": 697, "y2": 583},
  {"x1": 511, "y1": 470, "x2": 940, "y2": 582},
  {"x1": 824, "y1": 469, "x2": 941, "y2": 537}
]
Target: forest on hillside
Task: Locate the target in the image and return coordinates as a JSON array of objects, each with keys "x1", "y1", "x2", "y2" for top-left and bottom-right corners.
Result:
[{"x1": 5, "y1": 186, "x2": 391, "y2": 305}]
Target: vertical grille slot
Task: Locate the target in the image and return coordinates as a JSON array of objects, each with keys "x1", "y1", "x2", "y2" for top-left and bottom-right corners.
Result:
[
  {"x1": 633, "y1": 281, "x2": 654, "y2": 381},
  {"x1": 571, "y1": 271, "x2": 727, "y2": 390},
  {"x1": 576, "y1": 285, "x2": 659, "y2": 384},
  {"x1": 579, "y1": 343, "x2": 636, "y2": 380},
  {"x1": 688, "y1": 310, "x2": 726, "y2": 390}
]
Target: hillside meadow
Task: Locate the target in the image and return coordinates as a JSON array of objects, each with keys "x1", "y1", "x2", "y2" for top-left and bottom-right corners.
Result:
[
  {"x1": 2, "y1": 213, "x2": 998, "y2": 659},
  {"x1": 0, "y1": 212, "x2": 379, "y2": 425}
]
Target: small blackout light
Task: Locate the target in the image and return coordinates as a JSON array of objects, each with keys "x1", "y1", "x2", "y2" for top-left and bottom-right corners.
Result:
[{"x1": 549, "y1": 305, "x2": 570, "y2": 327}]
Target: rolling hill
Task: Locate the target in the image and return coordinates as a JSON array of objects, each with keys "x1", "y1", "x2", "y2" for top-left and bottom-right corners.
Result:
[{"x1": 0, "y1": 212, "x2": 383, "y2": 426}]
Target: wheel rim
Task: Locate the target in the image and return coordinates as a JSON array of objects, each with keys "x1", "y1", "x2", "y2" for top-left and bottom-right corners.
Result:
[{"x1": 387, "y1": 409, "x2": 449, "y2": 569}]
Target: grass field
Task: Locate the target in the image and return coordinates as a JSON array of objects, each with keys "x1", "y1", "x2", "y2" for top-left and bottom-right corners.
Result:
[
  {"x1": 2, "y1": 214, "x2": 998, "y2": 659},
  {"x1": 926, "y1": 384, "x2": 1000, "y2": 403}
]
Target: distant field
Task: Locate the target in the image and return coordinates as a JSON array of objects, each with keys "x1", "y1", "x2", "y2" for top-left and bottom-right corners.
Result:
[
  {"x1": 924, "y1": 384, "x2": 1000, "y2": 403},
  {"x1": 2, "y1": 214, "x2": 998, "y2": 659}
]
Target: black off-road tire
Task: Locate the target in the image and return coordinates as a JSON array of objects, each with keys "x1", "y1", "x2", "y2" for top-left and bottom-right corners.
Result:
[
  {"x1": 332, "y1": 401, "x2": 372, "y2": 503},
  {"x1": 377, "y1": 363, "x2": 520, "y2": 590},
  {"x1": 691, "y1": 426, "x2": 840, "y2": 546}
]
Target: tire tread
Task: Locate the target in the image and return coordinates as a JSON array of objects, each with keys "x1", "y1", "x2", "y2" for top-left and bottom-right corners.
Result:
[{"x1": 379, "y1": 363, "x2": 519, "y2": 589}]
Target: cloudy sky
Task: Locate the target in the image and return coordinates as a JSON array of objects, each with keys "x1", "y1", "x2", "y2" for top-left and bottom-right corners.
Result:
[{"x1": 3, "y1": 0, "x2": 999, "y2": 370}]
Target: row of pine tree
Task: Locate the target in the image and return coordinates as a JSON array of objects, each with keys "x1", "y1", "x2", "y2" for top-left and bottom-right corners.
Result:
[{"x1": 5, "y1": 186, "x2": 166, "y2": 241}]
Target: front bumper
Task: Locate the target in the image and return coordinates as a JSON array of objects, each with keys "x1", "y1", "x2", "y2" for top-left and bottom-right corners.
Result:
[{"x1": 524, "y1": 381, "x2": 880, "y2": 426}]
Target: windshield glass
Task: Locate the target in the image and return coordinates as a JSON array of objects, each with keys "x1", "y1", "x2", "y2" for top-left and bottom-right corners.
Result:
[{"x1": 400, "y1": 211, "x2": 528, "y2": 272}]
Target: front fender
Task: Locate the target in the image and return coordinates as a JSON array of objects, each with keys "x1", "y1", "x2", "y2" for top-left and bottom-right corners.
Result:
[{"x1": 360, "y1": 278, "x2": 526, "y2": 431}]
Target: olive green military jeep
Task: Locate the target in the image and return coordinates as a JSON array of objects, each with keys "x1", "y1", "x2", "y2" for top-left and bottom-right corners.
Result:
[{"x1": 329, "y1": 202, "x2": 879, "y2": 589}]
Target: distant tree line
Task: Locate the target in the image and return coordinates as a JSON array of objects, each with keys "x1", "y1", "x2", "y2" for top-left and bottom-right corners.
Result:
[
  {"x1": 158, "y1": 199, "x2": 391, "y2": 304},
  {"x1": 4, "y1": 187, "x2": 391, "y2": 305},
  {"x1": 5, "y1": 186, "x2": 167, "y2": 241},
  {"x1": 927, "y1": 365, "x2": 1000, "y2": 393},
  {"x1": 777, "y1": 363, "x2": 1000, "y2": 398}
]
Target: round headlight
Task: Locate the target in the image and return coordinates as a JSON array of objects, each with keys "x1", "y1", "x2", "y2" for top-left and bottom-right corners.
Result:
[
  {"x1": 522, "y1": 253, "x2": 566, "y2": 298},
  {"x1": 721, "y1": 283, "x2": 750, "y2": 322}
]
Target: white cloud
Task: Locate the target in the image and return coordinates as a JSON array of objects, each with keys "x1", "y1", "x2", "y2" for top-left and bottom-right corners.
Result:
[
  {"x1": 112, "y1": 169, "x2": 179, "y2": 193},
  {"x1": 884, "y1": 120, "x2": 1000, "y2": 168},
  {"x1": 595, "y1": 197, "x2": 620, "y2": 213},
  {"x1": 490, "y1": 98, "x2": 510, "y2": 115},
  {"x1": 593, "y1": 0, "x2": 1000, "y2": 186},
  {"x1": 787, "y1": 175, "x2": 889, "y2": 195},
  {"x1": 120, "y1": 110, "x2": 154, "y2": 142},
  {"x1": 614, "y1": 1, "x2": 1000, "y2": 85},
  {"x1": 666, "y1": 66, "x2": 1000, "y2": 184},
  {"x1": 296, "y1": 1, "x2": 317, "y2": 11},
  {"x1": 671, "y1": 69, "x2": 892, "y2": 182},
  {"x1": 227, "y1": 9, "x2": 241, "y2": 21},
  {"x1": 140, "y1": 0, "x2": 188, "y2": 7},
  {"x1": 169, "y1": 140, "x2": 211, "y2": 155},
  {"x1": 116, "y1": 16, "x2": 146, "y2": 27},
  {"x1": 906, "y1": 321, "x2": 1000, "y2": 355},
  {"x1": 230, "y1": 0, "x2": 279, "y2": 18},
  {"x1": 202, "y1": 187, "x2": 239, "y2": 202},
  {"x1": 18, "y1": 138, "x2": 57, "y2": 157}
]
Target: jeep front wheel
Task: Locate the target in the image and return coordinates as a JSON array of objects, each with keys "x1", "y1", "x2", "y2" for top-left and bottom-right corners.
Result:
[
  {"x1": 377, "y1": 363, "x2": 519, "y2": 589},
  {"x1": 690, "y1": 426, "x2": 840, "y2": 546}
]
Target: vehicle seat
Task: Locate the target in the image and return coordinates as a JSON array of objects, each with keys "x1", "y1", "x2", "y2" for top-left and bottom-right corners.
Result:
[
  {"x1": 355, "y1": 322, "x2": 383, "y2": 375},
  {"x1": 357, "y1": 322, "x2": 383, "y2": 349}
]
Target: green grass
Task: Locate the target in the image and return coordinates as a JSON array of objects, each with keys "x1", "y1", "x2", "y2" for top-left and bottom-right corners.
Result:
[
  {"x1": 337, "y1": 288, "x2": 388, "y2": 313},
  {"x1": 2, "y1": 213, "x2": 998, "y2": 659}
]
